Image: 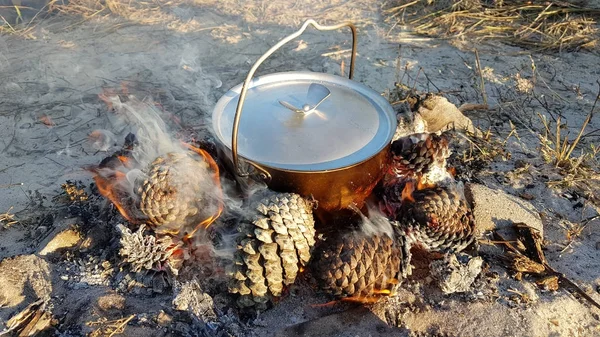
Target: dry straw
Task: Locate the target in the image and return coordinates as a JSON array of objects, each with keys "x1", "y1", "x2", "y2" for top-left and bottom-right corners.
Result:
[{"x1": 383, "y1": 0, "x2": 600, "y2": 52}]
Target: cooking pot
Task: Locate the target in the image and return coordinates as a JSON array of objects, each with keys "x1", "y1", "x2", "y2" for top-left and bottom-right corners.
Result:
[{"x1": 212, "y1": 20, "x2": 397, "y2": 212}]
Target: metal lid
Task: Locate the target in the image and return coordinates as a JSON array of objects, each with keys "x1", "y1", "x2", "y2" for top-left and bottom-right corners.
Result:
[{"x1": 212, "y1": 71, "x2": 396, "y2": 171}]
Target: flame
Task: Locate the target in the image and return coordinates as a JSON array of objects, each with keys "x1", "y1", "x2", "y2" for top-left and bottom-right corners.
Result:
[
  {"x1": 310, "y1": 285, "x2": 396, "y2": 307},
  {"x1": 447, "y1": 167, "x2": 457, "y2": 177},
  {"x1": 91, "y1": 141, "x2": 223, "y2": 240},
  {"x1": 182, "y1": 142, "x2": 224, "y2": 238},
  {"x1": 92, "y1": 169, "x2": 137, "y2": 223},
  {"x1": 372, "y1": 289, "x2": 392, "y2": 295},
  {"x1": 98, "y1": 82, "x2": 130, "y2": 110},
  {"x1": 416, "y1": 177, "x2": 435, "y2": 190},
  {"x1": 39, "y1": 115, "x2": 55, "y2": 127},
  {"x1": 401, "y1": 181, "x2": 415, "y2": 202}
]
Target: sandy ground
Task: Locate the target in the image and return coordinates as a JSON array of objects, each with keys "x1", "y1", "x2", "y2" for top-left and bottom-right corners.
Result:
[{"x1": 1, "y1": 1, "x2": 600, "y2": 336}]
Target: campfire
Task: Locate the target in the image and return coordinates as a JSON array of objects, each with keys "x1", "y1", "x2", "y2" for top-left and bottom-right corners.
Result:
[
  {"x1": 87, "y1": 91, "x2": 477, "y2": 317},
  {"x1": 76, "y1": 22, "x2": 485, "y2": 323}
]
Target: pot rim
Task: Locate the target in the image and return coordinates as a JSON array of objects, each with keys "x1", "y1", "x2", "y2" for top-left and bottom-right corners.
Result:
[{"x1": 212, "y1": 71, "x2": 397, "y2": 172}]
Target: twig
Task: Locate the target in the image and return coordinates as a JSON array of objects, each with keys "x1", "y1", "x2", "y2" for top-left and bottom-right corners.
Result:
[
  {"x1": 107, "y1": 314, "x2": 135, "y2": 337},
  {"x1": 474, "y1": 49, "x2": 487, "y2": 106},
  {"x1": 564, "y1": 80, "x2": 600, "y2": 159},
  {"x1": 509, "y1": 224, "x2": 600, "y2": 310},
  {"x1": 420, "y1": 67, "x2": 441, "y2": 93}
]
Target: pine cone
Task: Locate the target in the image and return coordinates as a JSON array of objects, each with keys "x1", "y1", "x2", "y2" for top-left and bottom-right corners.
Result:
[
  {"x1": 117, "y1": 224, "x2": 183, "y2": 275},
  {"x1": 394, "y1": 183, "x2": 475, "y2": 254},
  {"x1": 388, "y1": 132, "x2": 450, "y2": 181},
  {"x1": 228, "y1": 191, "x2": 316, "y2": 310},
  {"x1": 311, "y1": 231, "x2": 402, "y2": 298},
  {"x1": 135, "y1": 151, "x2": 216, "y2": 236}
]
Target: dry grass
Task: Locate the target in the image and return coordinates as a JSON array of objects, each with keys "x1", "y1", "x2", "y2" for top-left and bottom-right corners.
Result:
[
  {"x1": 0, "y1": 206, "x2": 18, "y2": 229},
  {"x1": 87, "y1": 314, "x2": 135, "y2": 337},
  {"x1": 0, "y1": 2, "x2": 52, "y2": 39},
  {"x1": 539, "y1": 81, "x2": 599, "y2": 171},
  {"x1": 51, "y1": 0, "x2": 207, "y2": 32},
  {"x1": 51, "y1": 0, "x2": 377, "y2": 32},
  {"x1": 383, "y1": 0, "x2": 600, "y2": 52},
  {"x1": 538, "y1": 82, "x2": 600, "y2": 203}
]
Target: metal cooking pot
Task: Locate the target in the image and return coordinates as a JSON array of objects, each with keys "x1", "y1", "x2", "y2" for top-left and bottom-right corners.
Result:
[{"x1": 212, "y1": 20, "x2": 397, "y2": 212}]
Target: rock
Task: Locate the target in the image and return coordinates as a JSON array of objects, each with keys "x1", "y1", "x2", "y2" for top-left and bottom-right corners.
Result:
[
  {"x1": 156, "y1": 310, "x2": 173, "y2": 326},
  {"x1": 429, "y1": 253, "x2": 483, "y2": 294},
  {"x1": 415, "y1": 94, "x2": 480, "y2": 135},
  {"x1": 465, "y1": 183, "x2": 543, "y2": 236},
  {"x1": 0, "y1": 255, "x2": 51, "y2": 307},
  {"x1": 39, "y1": 228, "x2": 82, "y2": 256},
  {"x1": 97, "y1": 292, "x2": 126, "y2": 312}
]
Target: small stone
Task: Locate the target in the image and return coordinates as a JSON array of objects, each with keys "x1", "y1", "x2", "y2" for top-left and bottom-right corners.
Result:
[
  {"x1": 514, "y1": 160, "x2": 528, "y2": 169},
  {"x1": 536, "y1": 275, "x2": 559, "y2": 292},
  {"x1": 60, "y1": 275, "x2": 69, "y2": 281},
  {"x1": 519, "y1": 193, "x2": 535, "y2": 201},
  {"x1": 35, "y1": 226, "x2": 49, "y2": 237},
  {"x1": 72, "y1": 282, "x2": 89, "y2": 290},
  {"x1": 39, "y1": 228, "x2": 82, "y2": 255},
  {"x1": 156, "y1": 310, "x2": 172, "y2": 326},
  {"x1": 97, "y1": 292, "x2": 126, "y2": 311}
]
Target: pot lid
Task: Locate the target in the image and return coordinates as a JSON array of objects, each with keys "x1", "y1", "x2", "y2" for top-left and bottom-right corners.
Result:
[{"x1": 212, "y1": 71, "x2": 396, "y2": 171}]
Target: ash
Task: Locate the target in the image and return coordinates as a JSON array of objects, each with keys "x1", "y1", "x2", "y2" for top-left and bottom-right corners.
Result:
[{"x1": 429, "y1": 253, "x2": 484, "y2": 294}]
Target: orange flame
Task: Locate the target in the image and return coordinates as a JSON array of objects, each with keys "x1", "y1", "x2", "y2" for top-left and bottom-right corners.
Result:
[
  {"x1": 416, "y1": 177, "x2": 435, "y2": 190},
  {"x1": 91, "y1": 142, "x2": 224, "y2": 240},
  {"x1": 310, "y1": 285, "x2": 396, "y2": 307},
  {"x1": 39, "y1": 115, "x2": 55, "y2": 127},
  {"x1": 93, "y1": 169, "x2": 137, "y2": 223},
  {"x1": 401, "y1": 181, "x2": 415, "y2": 202},
  {"x1": 182, "y1": 142, "x2": 224, "y2": 238},
  {"x1": 447, "y1": 167, "x2": 457, "y2": 177}
]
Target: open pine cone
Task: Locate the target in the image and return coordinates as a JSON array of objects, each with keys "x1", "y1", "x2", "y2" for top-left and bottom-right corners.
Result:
[
  {"x1": 311, "y1": 231, "x2": 402, "y2": 298},
  {"x1": 117, "y1": 224, "x2": 184, "y2": 275},
  {"x1": 388, "y1": 132, "x2": 451, "y2": 183},
  {"x1": 392, "y1": 182, "x2": 475, "y2": 254},
  {"x1": 228, "y1": 191, "x2": 316, "y2": 310},
  {"x1": 134, "y1": 151, "x2": 218, "y2": 236}
]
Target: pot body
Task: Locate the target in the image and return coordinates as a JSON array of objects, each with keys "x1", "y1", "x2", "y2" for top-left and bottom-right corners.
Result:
[{"x1": 219, "y1": 143, "x2": 390, "y2": 212}]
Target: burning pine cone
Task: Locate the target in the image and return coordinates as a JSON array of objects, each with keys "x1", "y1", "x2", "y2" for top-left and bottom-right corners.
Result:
[
  {"x1": 135, "y1": 151, "x2": 218, "y2": 236},
  {"x1": 228, "y1": 191, "x2": 316, "y2": 310},
  {"x1": 93, "y1": 147, "x2": 222, "y2": 238},
  {"x1": 311, "y1": 231, "x2": 402, "y2": 298},
  {"x1": 387, "y1": 132, "x2": 451, "y2": 184},
  {"x1": 389, "y1": 181, "x2": 475, "y2": 259}
]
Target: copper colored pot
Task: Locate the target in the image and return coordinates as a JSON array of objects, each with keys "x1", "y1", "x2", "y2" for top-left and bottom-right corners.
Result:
[{"x1": 212, "y1": 20, "x2": 396, "y2": 212}]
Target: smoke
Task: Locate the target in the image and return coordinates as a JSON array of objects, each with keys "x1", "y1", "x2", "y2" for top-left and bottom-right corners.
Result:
[
  {"x1": 91, "y1": 94, "x2": 225, "y2": 239},
  {"x1": 350, "y1": 203, "x2": 395, "y2": 239}
]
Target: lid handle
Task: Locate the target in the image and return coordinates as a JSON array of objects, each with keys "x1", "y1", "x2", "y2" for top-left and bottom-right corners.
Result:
[{"x1": 232, "y1": 19, "x2": 358, "y2": 179}]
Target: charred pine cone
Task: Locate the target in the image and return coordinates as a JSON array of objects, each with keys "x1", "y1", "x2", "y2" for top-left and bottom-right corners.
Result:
[
  {"x1": 387, "y1": 132, "x2": 451, "y2": 183},
  {"x1": 228, "y1": 191, "x2": 316, "y2": 310},
  {"x1": 311, "y1": 232, "x2": 402, "y2": 298},
  {"x1": 392, "y1": 183, "x2": 476, "y2": 256},
  {"x1": 117, "y1": 224, "x2": 184, "y2": 275}
]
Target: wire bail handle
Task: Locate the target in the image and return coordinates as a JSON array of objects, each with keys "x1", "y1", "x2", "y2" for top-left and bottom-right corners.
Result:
[{"x1": 231, "y1": 19, "x2": 358, "y2": 180}]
